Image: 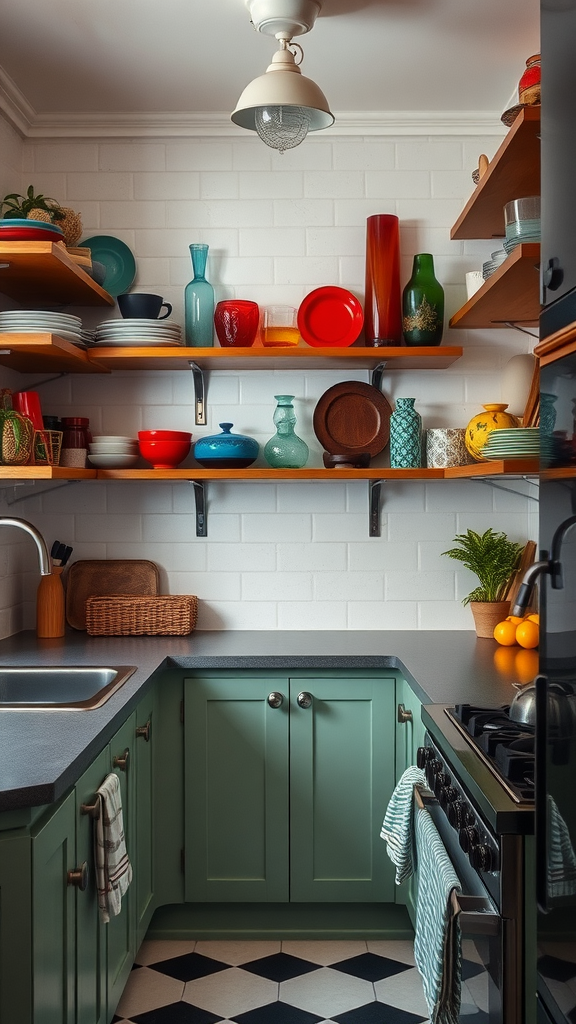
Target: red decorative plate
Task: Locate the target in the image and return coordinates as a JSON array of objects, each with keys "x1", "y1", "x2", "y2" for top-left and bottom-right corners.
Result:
[
  {"x1": 0, "y1": 227, "x2": 64, "y2": 242},
  {"x1": 297, "y1": 286, "x2": 364, "y2": 347}
]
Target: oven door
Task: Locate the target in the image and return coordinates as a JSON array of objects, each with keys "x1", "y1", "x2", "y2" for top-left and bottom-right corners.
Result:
[{"x1": 414, "y1": 786, "x2": 508, "y2": 1024}]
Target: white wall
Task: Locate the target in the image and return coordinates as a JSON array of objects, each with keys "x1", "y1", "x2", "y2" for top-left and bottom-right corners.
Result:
[{"x1": 0, "y1": 127, "x2": 539, "y2": 634}]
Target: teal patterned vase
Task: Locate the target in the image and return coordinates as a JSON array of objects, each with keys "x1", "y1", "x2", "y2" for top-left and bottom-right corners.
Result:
[
  {"x1": 389, "y1": 398, "x2": 422, "y2": 468},
  {"x1": 264, "y1": 395, "x2": 309, "y2": 469}
]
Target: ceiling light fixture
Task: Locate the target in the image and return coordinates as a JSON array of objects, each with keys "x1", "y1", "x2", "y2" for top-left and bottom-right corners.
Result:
[{"x1": 231, "y1": 0, "x2": 334, "y2": 153}]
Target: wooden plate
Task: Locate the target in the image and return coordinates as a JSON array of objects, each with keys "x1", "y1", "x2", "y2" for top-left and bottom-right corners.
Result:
[{"x1": 313, "y1": 381, "x2": 392, "y2": 456}]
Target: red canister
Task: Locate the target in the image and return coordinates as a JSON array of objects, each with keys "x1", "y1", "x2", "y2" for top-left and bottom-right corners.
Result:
[{"x1": 519, "y1": 54, "x2": 541, "y2": 106}]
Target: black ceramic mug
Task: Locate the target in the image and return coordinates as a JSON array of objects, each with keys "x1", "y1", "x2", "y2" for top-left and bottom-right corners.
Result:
[{"x1": 117, "y1": 293, "x2": 172, "y2": 319}]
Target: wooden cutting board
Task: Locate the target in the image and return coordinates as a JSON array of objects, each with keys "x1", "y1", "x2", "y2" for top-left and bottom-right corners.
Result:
[{"x1": 65, "y1": 559, "x2": 160, "y2": 630}]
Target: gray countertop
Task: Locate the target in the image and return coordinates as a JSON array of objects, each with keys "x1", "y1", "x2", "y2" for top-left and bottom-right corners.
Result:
[{"x1": 0, "y1": 629, "x2": 519, "y2": 812}]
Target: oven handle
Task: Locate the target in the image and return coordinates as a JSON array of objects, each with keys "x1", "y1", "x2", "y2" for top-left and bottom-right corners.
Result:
[{"x1": 414, "y1": 785, "x2": 501, "y2": 938}]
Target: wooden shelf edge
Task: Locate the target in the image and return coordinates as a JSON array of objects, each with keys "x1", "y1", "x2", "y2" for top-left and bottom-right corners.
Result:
[
  {"x1": 0, "y1": 467, "x2": 97, "y2": 480},
  {"x1": 448, "y1": 243, "x2": 540, "y2": 330},
  {"x1": 94, "y1": 467, "x2": 447, "y2": 480},
  {"x1": 535, "y1": 319, "x2": 576, "y2": 366},
  {"x1": 444, "y1": 459, "x2": 539, "y2": 478}
]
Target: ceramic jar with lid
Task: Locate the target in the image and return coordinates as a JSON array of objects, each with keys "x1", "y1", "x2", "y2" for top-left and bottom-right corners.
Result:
[
  {"x1": 518, "y1": 53, "x2": 540, "y2": 106},
  {"x1": 465, "y1": 404, "x2": 519, "y2": 462},
  {"x1": 194, "y1": 423, "x2": 259, "y2": 468}
]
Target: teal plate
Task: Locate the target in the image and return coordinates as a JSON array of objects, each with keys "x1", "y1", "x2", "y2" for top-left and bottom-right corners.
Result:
[{"x1": 78, "y1": 235, "x2": 136, "y2": 297}]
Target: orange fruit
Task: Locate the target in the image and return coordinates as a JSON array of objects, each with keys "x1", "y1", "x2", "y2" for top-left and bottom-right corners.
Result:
[
  {"x1": 506, "y1": 615, "x2": 525, "y2": 625},
  {"x1": 514, "y1": 648, "x2": 539, "y2": 683},
  {"x1": 493, "y1": 619, "x2": 518, "y2": 646},
  {"x1": 493, "y1": 645, "x2": 518, "y2": 676},
  {"x1": 527, "y1": 613, "x2": 540, "y2": 625},
  {"x1": 516, "y1": 619, "x2": 539, "y2": 649}
]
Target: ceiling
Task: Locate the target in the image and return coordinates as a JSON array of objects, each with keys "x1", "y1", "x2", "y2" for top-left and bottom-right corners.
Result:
[{"x1": 0, "y1": 0, "x2": 540, "y2": 132}]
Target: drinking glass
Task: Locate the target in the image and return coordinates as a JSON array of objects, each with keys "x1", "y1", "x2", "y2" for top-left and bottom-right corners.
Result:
[{"x1": 262, "y1": 306, "x2": 300, "y2": 347}]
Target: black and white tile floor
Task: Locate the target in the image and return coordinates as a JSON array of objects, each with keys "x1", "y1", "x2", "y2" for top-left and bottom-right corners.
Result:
[{"x1": 113, "y1": 939, "x2": 490, "y2": 1024}]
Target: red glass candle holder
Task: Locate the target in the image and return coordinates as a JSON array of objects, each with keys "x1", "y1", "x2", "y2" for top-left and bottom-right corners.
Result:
[
  {"x1": 214, "y1": 300, "x2": 260, "y2": 348},
  {"x1": 364, "y1": 214, "x2": 402, "y2": 346}
]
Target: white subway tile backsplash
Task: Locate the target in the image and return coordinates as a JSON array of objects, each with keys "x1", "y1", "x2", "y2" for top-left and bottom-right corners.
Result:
[{"x1": 0, "y1": 128, "x2": 535, "y2": 635}]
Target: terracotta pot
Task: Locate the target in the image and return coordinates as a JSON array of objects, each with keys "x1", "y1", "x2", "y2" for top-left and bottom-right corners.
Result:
[{"x1": 470, "y1": 601, "x2": 510, "y2": 639}]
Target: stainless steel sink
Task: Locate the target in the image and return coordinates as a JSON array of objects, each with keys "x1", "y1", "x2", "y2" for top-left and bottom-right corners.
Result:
[{"x1": 0, "y1": 666, "x2": 137, "y2": 710}]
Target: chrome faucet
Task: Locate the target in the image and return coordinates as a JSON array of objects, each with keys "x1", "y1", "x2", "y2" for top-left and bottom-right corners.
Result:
[
  {"x1": 511, "y1": 514, "x2": 576, "y2": 617},
  {"x1": 0, "y1": 517, "x2": 51, "y2": 575}
]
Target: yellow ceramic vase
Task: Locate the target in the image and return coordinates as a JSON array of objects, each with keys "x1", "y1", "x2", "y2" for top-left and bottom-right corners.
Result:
[{"x1": 465, "y1": 403, "x2": 520, "y2": 461}]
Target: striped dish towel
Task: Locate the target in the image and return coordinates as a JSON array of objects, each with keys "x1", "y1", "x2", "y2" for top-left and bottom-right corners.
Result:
[
  {"x1": 380, "y1": 766, "x2": 427, "y2": 884},
  {"x1": 547, "y1": 794, "x2": 576, "y2": 898},
  {"x1": 94, "y1": 772, "x2": 133, "y2": 924},
  {"x1": 414, "y1": 807, "x2": 462, "y2": 1024}
]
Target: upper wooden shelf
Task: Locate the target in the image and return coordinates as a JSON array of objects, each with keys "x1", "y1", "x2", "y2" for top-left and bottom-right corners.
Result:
[
  {"x1": 445, "y1": 459, "x2": 538, "y2": 478},
  {"x1": 0, "y1": 333, "x2": 108, "y2": 374},
  {"x1": 87, "y1": 344, "x2": 463, "y2": 372},
  {"x1": 449, "y1": 243, "x2": 540, "y2": 329},
  {"x1": 0, "y1": 242, "x2": 115, "y2": 306},
  {"x1": 450, "y1": 107, "x2": 541, "y2": 240}
]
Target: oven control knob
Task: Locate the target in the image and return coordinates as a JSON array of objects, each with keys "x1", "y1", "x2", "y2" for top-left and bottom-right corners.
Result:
[
  {"x1": 459, "y1": 825, "x2": 479, "y2": 854},
  {"x1": 416, "y1": 746, "x2": 433, "y2": 769},
  {"x1": 434, "y1": 770, "x2": 451, "y2": 792},
  {"x1": 470, "y1": 843, "x2": 494, "y2": 873},
  {"x1": 425, "y1": 758, "x2": 443, "y2": 785},
  {"x1": 439, "y1": 785, "x2": 459, "y2": 810}
]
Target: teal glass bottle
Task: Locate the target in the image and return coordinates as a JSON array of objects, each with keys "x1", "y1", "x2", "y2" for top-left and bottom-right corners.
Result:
[
  {"x1": 402, "y1": 253, "x2": 444, "y2": 346},
  {"x1": 389, "y1": 398, "x2": 422, "y2": 468},
  {"x1": 184, "y1": 244, "x2": 214, "y2": 347},
  {"x1": 264, "y1": 395, "x2": 309, "y2": 469}
]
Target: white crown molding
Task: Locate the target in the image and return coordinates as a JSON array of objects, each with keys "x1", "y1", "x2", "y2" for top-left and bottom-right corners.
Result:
[{"x1": 0, "y1": 67, "x2": 507, "y2": 139}]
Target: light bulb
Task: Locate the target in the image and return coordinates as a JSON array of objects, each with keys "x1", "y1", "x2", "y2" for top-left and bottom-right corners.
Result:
[{"x1": 254, "y1": 105, "x2": 311, "y2": 153}]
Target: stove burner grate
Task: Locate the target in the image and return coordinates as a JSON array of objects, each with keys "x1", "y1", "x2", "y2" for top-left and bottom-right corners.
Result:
[{"x1": 447, "y1": 704, "x2": 535, "y2": 803}]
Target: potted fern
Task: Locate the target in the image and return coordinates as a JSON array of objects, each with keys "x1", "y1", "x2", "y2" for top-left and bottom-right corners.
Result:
[{"x1": 442, "y1": 528, "x2": 523, "y2": 637}]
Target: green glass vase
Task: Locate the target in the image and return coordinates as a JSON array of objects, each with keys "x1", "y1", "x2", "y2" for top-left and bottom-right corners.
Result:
[
  {"x1": 264, "y1": 395, "x2": 309, "y2": 469},
  {"x1": 402, "y1": 253, "x2": 444, "y2": 346}
]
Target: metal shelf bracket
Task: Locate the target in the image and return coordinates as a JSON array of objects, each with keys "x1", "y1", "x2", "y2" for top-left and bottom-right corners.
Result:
[
  {"x1": 1, "y1": 479, "x2": 80, "y2": 505},
  {"x1": 369, "y1": 480, "x2": 382, "y2": 537},
  {"x1": 371, "y1": 361, "x2": 388, "y2": 391},
  {"x1": 189, "y1": 361, "x2": 206, "y2": 426},
  {"x1": 191, "y1": 480, "x2": 207, "y2": 537},
  {"x1": 472, "y1": 475, "x2": 539, "y2": 502}
]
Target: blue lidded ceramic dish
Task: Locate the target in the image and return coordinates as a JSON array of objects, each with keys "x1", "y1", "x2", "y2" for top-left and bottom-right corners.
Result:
[{"x1": 194, "y1": 423, "x2": 259, "y2": 468}]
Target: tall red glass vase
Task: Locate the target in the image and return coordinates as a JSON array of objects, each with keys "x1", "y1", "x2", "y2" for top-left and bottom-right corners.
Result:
[{"x1": 364, "y1": 214, "x2": 402, "y2": 346}]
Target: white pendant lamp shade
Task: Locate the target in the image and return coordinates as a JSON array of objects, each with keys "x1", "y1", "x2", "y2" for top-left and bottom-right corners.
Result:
[{"x1": 231, "y1": 44, "x2": 334, "y2": 148}]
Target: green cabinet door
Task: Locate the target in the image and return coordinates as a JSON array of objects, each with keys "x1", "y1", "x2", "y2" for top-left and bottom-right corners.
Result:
[
  {"x1": 106, "y1": 713, "x2": 136, "y2": 1016},
  {"x1": 32, "y1": 791, "x2": 76, "y2": 1024},
  {"x1": 395, "y1": 677, "x2": 425, "y2": 779},
  {"x1": 289, "y1": 677, "x2": 396, "y2": 903},
  {"x1": 75, "y1": 746, "x2": 108, "y2": 1024},
  {"x1": 184, "y1": 676, "x2": 290, "y2": 902},
  {"x1": 134, "y1": 690, "x2": 156, "y2": 948}
]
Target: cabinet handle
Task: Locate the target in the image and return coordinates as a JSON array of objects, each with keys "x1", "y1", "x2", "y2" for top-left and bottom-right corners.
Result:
[
  {"x1": 80, "y1": 799, "x2": 100, "y2": 819},
  {"x1": 267, "y1": 692, "x2": 284, "y2": 708},
  {"x1": 136, "y1": 720, "x2": 151, "y2": 742},
  {"x1": 67, "y1": 862, "x2": 88, "y2": 891},
  {"x1": 297, "y1": 691, "x2": 313, "y2": 709},
  {"x1": 113, "y1": 747, "x2": 130, "y2": 772},
  {"x1": 397, "y1": 703, "x2": 413, "y2": 724}
]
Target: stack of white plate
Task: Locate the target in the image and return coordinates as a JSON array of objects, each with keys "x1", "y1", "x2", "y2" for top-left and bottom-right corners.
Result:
[
  {"x1": 93, "y1": 319, "x2": 182, "y2": 347},
  {"x1": 482, "y1": 250, "x2": 508, "y2": 280},
  {"x1": 0, "y1": 310, "x2": 84, "y2": 346},
  {"x1": 481, "y1": 427, "x2": 540, "y2": 460},
  {"x1": 88, "y1": 435, "x2": 139, "y2": 468}
]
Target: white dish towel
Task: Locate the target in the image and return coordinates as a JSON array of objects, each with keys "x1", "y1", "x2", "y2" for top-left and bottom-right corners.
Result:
[{"x1": 94, "y1": 772, "x2": 133, "y2": 923}]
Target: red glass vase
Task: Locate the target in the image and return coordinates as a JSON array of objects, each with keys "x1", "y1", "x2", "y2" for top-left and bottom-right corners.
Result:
[
  {"x1": 364, "y1": 214, "x2": 402, "y2": 346},
  {"x1": 214, "y1": 300, "x2": 260, "y2": 348}
]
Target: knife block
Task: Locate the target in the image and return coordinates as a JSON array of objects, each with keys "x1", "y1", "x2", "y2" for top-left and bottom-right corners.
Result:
[{"x1": 37, "y1": 567, "x2": 65, "y2": 638}]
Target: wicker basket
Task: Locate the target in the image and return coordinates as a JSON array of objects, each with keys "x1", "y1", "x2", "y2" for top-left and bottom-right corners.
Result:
[{"x1": 85, "y1": 595, "x2": 198, "y2": 636}]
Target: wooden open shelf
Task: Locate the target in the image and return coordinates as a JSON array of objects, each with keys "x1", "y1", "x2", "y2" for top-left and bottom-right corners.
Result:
[
  {"x1": 86, "y1": 344, "x2": 464, "y2": 372},
  {"x1": 0, "y1": 242, "x2": 115, "y2": 306},
  {"x1": 0, "y1": 333, "x2": 108, "y2": 374},
  {"x1": 450, "y1": 107, "x2": 541, "y2": 240},
  {"x1": 0, "y1": 467, "x2": 96, "y2": 479},
  {"x1": 535, "y1": 319, "x2": 576, "y2": 366},
  {"x1": 445, "y1": 459, "x2": 539, "y2": 478},
  {"x1": 449, "y1": 244, "x2": 540, "y2": 329}
]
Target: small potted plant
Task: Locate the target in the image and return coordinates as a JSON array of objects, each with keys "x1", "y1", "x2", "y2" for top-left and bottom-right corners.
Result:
[{"x1": 442, "y1": 528, "x2": 523, "y2": 637}]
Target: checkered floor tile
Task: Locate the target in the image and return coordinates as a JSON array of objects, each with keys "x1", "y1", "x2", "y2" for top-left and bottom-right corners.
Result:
[{"x1": 113, "y1": 939, "x2": 489, "y2": 1023}]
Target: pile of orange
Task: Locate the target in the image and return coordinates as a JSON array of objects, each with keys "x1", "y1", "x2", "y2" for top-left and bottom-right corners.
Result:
[{"x1": 493, "y1": 613, "x2": 539, "y2": 649}]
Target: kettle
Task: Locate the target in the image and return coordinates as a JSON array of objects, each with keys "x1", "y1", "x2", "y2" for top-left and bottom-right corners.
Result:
[{"x1": 509, "y1": 676, "x2": 576, "y2": 730}]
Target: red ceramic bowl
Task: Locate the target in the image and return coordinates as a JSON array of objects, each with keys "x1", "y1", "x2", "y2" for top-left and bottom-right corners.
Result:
[{"x1": 138, "y1": 430, "x2": 192, "y2": 469}]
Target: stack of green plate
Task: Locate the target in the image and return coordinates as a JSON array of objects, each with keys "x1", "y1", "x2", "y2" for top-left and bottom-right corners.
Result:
[{"x1": 481, "y1": 427, "x2": 539, "y2": 460}]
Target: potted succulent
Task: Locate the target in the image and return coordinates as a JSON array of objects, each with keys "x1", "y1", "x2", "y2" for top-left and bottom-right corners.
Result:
[{"x1": 442, "y1": 528, "x2": 523, "y2": 637}]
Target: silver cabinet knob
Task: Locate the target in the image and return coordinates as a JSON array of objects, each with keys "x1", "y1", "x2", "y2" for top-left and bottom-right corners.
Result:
[
  {"x1": 297, "y1": 691, "x2": 313, "y2": 709},
  {"x1": 267, "y1": 691, "x2": 284, "y2": 708}
]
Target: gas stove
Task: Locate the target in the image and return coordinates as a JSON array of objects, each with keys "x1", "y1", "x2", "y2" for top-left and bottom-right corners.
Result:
[{"x1": 446, "y1": 703, "x2": 535, "y2": 804}]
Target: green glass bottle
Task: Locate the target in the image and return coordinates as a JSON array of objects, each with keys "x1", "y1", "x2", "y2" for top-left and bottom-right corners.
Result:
[{"x1": 402, "y1": 253, "x2": 444, "y2": 346}]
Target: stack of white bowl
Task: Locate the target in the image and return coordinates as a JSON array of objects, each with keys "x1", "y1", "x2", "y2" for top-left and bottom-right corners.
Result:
[{"x1": 88, "y1": 435, "x2": 139, "y2": 468}]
